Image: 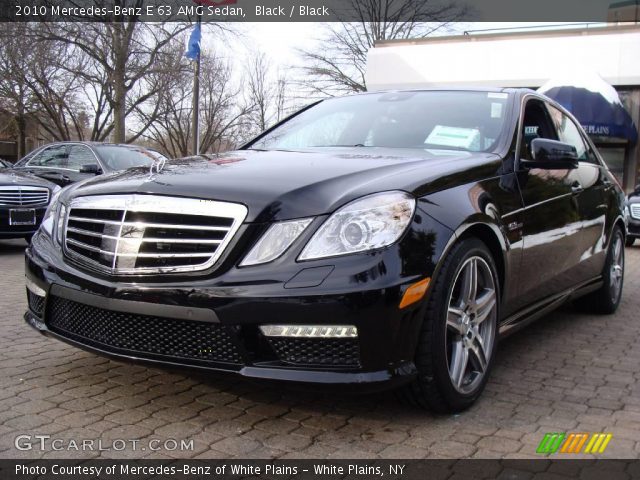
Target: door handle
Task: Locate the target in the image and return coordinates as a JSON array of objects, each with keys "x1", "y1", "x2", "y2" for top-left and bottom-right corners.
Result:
[{"x1": 571, "y1": 182, "x2": 584, "y2": 195}]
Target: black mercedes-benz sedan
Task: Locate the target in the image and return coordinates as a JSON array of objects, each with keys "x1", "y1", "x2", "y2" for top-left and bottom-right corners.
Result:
[
  {"x1": 1, "y1": 170, "x2": 59, "y2": 242},
  {"x1": 24, "y1": 89, "x2": 626, "y2": 412},
  {"x1": 625, "y1": 186, "x2": 640, "y2": 246},
  {"x1": 12, "y1": 142, "x2": 167, "y2": 187}
]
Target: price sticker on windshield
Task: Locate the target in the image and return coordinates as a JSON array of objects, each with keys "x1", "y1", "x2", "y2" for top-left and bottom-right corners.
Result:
[{"x1": 425, "y1": 125, "x2": 481, "y2": 149}]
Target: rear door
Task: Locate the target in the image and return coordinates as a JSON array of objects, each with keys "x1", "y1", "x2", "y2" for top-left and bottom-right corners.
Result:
[
  {"x1": 547, "y1": 104, "x2": 609, "y2": 281},
  {"x1": 512, "y1": 97, "x2": 584, "y2": 311},
  {"x1": 65, "y1": 145, "x2": 102, "y2": 184}
]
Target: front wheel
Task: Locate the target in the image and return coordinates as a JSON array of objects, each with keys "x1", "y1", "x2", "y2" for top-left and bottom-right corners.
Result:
[{"x1": 400, "y1": 238, "x2": 499, "y2": 413}]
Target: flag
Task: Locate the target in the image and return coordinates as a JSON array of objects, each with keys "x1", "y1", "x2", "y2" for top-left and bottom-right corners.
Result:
[{"x1": 185, "y1": 23, "x2": 201, "y2": 61}]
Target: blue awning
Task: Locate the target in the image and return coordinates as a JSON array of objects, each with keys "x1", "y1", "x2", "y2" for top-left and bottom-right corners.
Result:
[{"x1": 538, "y1": 73, "x2": 637, "y2": 145}]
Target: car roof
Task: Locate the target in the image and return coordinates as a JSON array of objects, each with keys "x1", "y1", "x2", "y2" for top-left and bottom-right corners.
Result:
[
  {"x1": 331, "y1": 87, "x2": 534, "y2": 99},
  {"x1": 36, "y1": 141, "x2": 152, "y2": 149}
]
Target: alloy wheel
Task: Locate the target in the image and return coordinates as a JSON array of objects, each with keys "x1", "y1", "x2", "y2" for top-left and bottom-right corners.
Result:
[
  {"x1": 446, "y1": 256, "x2": 497, "y2": 394},
  {"x1": 610, "y1": 235, "x2": 624, "y2": 303}
]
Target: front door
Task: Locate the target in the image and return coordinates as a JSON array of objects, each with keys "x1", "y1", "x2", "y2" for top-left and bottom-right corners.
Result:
[
  {"x1": 18, "y1": 144, "x2": 72, "y2": 187},
  {"x1": 513, "y1": 98, "x2": 584, "y2": 311}
]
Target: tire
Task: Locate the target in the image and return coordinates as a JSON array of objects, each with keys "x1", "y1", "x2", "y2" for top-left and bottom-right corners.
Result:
[
  {"x1": 626, "y1": 237, "x2": 635, "y2": 247},
  {"x1": 578, "y1": 227, "x2": 624, "y2": 314},
  {"x1": 400, "y1": 238, "x2": 500, "y2": 413}
]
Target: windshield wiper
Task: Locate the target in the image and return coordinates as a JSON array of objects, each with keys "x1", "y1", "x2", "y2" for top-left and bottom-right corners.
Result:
[{"x1": 310, "y1": 144, "x2": 367, "y2": 148}]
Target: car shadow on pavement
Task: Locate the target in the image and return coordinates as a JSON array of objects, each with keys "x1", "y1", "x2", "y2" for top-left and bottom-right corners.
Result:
[{"x1": 0, "y1": 239, "x2": 28, "y2": 255}]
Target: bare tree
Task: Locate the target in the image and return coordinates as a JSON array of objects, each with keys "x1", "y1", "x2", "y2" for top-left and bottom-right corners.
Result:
[
  {"x1": 39, "y1": 9, "x2": 190, "y2": 143},
  {"x1": 242, "y1": 52, "x2": 292, "y2": 139},
  {"x1": 297, "y1": 0, "x2": 467, "y2": 96},
  {"x1": 22, "y1": 34, "x2": 89, "y2": 141},
  {"x1": 142, "y1": 39, "x2": 251, "y2": 158},
  {"x1": 0, "y1": 24, "x2": 38, "y2": 157}
]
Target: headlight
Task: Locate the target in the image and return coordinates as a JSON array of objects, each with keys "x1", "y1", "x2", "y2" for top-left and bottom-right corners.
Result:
[
  {"x1": 55, "y1": 203, "x2": 67, "y2": 244},
  {"x1": 240, "y1": 218, "x2": 313, "y2": 266},
  {"x1": 298, "y1": 191, "x2": 415, "y2": 261},
  {"x1": 40, "y1": 191, "x2": 61, "y2": 237},
  {"x1": 40, "y1": 190, "x2": 66, "y2": 243}
]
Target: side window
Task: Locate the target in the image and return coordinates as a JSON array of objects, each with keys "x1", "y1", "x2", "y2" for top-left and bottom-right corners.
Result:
[
  {"x1": 520, "y1": 99, "x2": 558, "y2": 161},
  {"x1": 547, "y1": 105, "x2": 596, "y2": 164},
  {"x1": 67, "y1": 145, "x2": 98, "y2": 171},
  {"x1": 27, "y1": 145, "x2": 68, "y2": 168}
]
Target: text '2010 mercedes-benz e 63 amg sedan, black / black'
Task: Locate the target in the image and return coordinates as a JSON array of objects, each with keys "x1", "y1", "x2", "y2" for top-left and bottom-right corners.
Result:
[{"x1": 24, "y1": 89, "x2": 626, "y2": 412}]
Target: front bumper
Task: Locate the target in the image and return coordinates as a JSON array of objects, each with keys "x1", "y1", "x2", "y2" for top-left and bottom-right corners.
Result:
[
  {"x1": 627, "y1": 217, "x2": 640, "y2": 238},
  {"x1": 0, "y1": 206, "x2": 47, "y2": 238},
  {"x1": 23, "y1": 229, "x2": 445, "y2": 390}
]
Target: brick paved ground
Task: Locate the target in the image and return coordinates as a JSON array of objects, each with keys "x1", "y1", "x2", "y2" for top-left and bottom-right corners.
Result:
[{"x1": 0, "y1": 239, "x2": 639, "y2": 459}]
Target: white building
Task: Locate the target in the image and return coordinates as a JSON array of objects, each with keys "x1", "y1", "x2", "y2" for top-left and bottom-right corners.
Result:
[{"x1": 366, "y1": 24, "x2": 640, "y2": 192}]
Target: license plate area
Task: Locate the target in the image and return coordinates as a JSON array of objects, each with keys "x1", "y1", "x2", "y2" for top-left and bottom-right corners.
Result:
[{"x1": 9, "y1": 209, "x2": 36, "y2": 226}]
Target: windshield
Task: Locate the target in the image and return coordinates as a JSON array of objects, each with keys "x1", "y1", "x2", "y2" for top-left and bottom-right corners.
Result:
[
  {"x1": 95, "y1": 146, "x2": 165, "y2": 171},
  {"x1": 250, "y1": 91, "x2": 510, "y2": 153}
]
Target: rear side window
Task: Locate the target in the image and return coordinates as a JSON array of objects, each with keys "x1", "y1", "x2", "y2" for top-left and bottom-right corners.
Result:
[
  {"x1": 67, "y1": 145, "x2": 99, "y2": 171},
  {"x1": 547, "y1": 105, "x2": 596, "y2": 164},
  {"x1": 27, "y1": 145, "x2": 68, "y2": 168}
]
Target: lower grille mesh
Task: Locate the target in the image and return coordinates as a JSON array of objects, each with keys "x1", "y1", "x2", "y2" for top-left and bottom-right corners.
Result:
[
  {"x1": 47, "y1": 296, "x2": 243, "y2": 364},
  {"x1": 27, "y1": 290, "x2": 45, "y2": 315},
  {"x1": 266, "y1": 337, "x2": 361, "y2": 367}
]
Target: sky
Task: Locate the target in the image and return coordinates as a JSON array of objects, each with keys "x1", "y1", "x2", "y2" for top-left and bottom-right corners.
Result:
[{"x1": 228, "y1": 22, "x2": 594, "y2": 72}]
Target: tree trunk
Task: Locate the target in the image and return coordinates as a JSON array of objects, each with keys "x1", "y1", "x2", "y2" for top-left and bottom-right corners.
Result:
[
  {"x1": 111, "y1": 23, "x2": 127, "y2": 143},
  {"x1": 16, "y1": 107, "x2": 26, "y2": 158},
  {"x1": 112, "y1": 75, "x2": 126, "y2": 143}
]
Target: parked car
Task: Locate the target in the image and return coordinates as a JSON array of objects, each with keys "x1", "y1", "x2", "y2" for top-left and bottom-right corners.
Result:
[
  {"x1": 24, "y1": 89, "x2": 626, "y2": 412},
  {"x1": 12, "y1": 142, "x2": 166, "y2": 187},
  {"x1": 1, "y1": 169, "x2": 59, "y2": 242},
  {"x1": 0, "y1": 158, "x2": 13, "y2": 168},
  {"x1": 625, "y1": 185, "x2": 640, "y2": 246}
]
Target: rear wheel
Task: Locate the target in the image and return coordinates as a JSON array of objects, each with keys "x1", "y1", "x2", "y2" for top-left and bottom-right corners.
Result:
[
  {"x1": 578, "y1": 227, "x2": 624, "y2": 314},
  {"x1": 400, "y1": 238, "x2": 499, "y2": 413}
]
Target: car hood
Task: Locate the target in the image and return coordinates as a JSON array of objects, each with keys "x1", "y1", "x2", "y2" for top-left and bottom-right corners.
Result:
[
  {"x1": 0, "y1": 169, "x2": 56, "y2": 189},
  {"x1": 64, "y1": 148, "x2": 501, "y2": 223}
]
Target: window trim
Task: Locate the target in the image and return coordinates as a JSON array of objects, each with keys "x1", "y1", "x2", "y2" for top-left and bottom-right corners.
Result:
[
  {"x1": 26, "y1": 143, "x2": 102, "y2": 172},
  {"x1": 515, "y1": 94, "x2": 561, "y2": 171},
  {"x1": 516, "y1": 93, "x2": 606, "y2": 170},
  {"x1": 546, "y1": 103, "x2": 600, "y2": 166}
]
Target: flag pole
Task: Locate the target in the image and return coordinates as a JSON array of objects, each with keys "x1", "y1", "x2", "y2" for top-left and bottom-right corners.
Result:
[{"x1": 191, "y1": 13, "x2": 201, "y2": 156}]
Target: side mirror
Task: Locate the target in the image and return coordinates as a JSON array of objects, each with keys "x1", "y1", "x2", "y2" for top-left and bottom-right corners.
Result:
[
  {"x1": 79, "y1": 164, "x2": 102, "y2": 175},
  {"x1": 522, "y1": 138, "x2": 579, "y2": 170}
]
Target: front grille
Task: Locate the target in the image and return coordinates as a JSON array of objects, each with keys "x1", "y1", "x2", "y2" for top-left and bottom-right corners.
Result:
[
  {"x1": 63, "y1": 194, "x2": 247, "y2": 274},
  {"x1": 631, "y1": 204, "x2": 640, "y2": 220},
  {"x1": 47, "y1": 296, "x2": 244, "y2": 364},
  {"x1": 0, "y1": 186, "x2": 49, "y2": 206},
  {"x1": 266, "y1": 337, "x2": 361, "y2": 367},
  {"x1": 27, "y1": 290, "x2": 45, "y2": 315}
]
